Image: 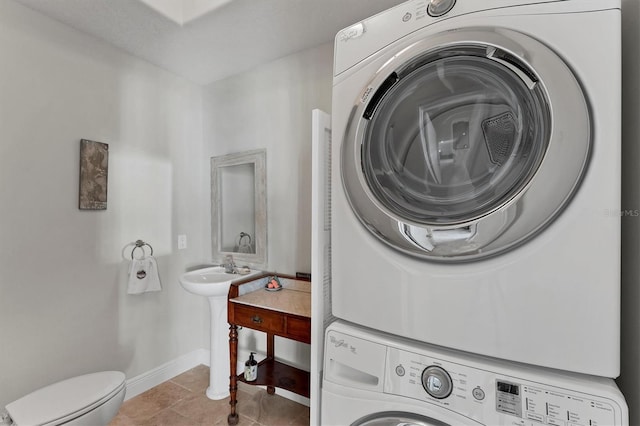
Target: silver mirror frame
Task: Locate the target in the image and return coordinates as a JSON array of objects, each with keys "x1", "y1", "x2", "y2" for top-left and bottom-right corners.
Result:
[{"x1": 211, "y1": 149, "x2": 267, "y2": 268}]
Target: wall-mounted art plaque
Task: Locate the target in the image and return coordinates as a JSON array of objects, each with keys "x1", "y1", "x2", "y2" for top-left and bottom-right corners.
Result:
[{"x1": 79, "y1": 139, "x2": 108, "y2": 210}]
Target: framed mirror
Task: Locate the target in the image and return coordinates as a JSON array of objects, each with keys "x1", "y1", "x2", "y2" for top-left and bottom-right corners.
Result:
[{"x1": 211, "y1": 149, "x2": 267, "y2": 268}]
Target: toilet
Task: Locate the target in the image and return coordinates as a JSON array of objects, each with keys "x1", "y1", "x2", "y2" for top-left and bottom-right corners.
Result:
[{"x1": 2, "y1": 371, "x2": 126, "y2": 426}]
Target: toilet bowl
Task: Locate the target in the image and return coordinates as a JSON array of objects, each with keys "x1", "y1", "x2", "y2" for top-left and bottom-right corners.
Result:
[{"x1": 2, "y1": 371, "x2": 126, "y2": 426}]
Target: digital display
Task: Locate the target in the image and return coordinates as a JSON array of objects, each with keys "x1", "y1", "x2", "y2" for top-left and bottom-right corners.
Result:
[{"x1": 497, "y1": 381, "x2": 520, "y2": 395}]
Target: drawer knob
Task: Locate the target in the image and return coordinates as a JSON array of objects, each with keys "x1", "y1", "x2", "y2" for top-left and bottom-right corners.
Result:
[{"x1": 251, "y1": 315, "x2": 263, "y2": 324}]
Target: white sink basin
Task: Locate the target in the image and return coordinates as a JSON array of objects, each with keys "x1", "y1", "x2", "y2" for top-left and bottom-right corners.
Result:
[
  {"x1": 179, "y1": 266, "x2": 252, "y2": 297},
  {"x1": 178, "y1": 265, "x2": 261, "y2": 400}
]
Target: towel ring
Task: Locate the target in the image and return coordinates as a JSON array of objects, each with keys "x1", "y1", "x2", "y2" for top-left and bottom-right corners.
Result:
[
  {"x1": 236, "y1": 232, "x2": 253, "y2": 254},
  {"x1": 237, "y1": 232, "x2": 252, "y2": 246},
  {"x1": 131, "y1": 240, "x2": 153, "y2": 259}
]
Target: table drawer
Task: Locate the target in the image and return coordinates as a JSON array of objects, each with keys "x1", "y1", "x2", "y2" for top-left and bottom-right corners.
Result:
[
  {"x1": 233, "y1": 304, "x2": 285, "y2": 334},
  {"x1": 286, "y1": 316, "x2": 311, "y2": 344}
]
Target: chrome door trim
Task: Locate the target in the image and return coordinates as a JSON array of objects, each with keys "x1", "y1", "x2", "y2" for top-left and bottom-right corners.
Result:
[
  {"x1": 340, "y1": 27, "x2": 590, "y2": 262},
  {"x1": 352, "y1": 411, "x2": 452, "y2": 426}
]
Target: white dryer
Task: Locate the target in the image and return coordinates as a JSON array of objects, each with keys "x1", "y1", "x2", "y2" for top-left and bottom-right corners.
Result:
[
  {"x1": 331, "y1": 0, "x2": 621, "y2": 377},
  {"x1": 321, "y1": 321, "x2": 628, "y2": 426}
]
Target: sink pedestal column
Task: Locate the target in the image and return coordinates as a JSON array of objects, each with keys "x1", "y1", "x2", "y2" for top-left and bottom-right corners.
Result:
[
  {"x1": 177, "y1": 266, "x2": 262, "y2": 400},
  {"x1": 206, "y1": 295, "x2": 230, "y2": 400}
]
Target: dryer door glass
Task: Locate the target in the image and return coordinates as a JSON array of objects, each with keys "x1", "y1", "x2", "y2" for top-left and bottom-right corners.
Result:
[
  {"x1": 351, "y1": 411, "x2": 452, "y2": 426},
  {"x1": 362, "y1": 52, "x2": 550, "y2": 225}
]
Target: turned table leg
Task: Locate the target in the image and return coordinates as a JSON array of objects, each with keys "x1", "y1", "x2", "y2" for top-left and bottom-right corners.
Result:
[
  {"x1": 266, "y1": 333, "x2": 276, "y2": 395},
  {"x1": 228, "y1": 324, "x2": 239, "y2": 425}
]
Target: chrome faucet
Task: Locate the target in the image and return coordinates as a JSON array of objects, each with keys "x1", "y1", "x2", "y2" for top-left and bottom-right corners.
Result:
[{"x1": 223, "y1": 254, "x2": 236, "y2": 274}]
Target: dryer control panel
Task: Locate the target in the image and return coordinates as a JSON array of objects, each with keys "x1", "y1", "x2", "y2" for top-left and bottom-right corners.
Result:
[{"x1": 385, "y1": 347, "x2": 624, "y2": 426}]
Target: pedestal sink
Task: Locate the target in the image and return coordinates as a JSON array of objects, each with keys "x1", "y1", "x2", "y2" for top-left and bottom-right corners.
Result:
[{"x1": 179, "y1": 266, "x2": 261, "y2": 400}]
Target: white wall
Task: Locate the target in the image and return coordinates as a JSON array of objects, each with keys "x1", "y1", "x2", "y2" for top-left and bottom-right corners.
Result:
[
  {"x1": 0, "y1": 1, "x2": 209, "y2": 406},
  {"x1": 203, "y1": 44, "x2": 333, "y2": 370},
  {"x1": 619, "y1": 0, "x2": 640, "y2": 423},
  {"x1": 203, "y1": 44, "x2": 333, "y2": 274}
]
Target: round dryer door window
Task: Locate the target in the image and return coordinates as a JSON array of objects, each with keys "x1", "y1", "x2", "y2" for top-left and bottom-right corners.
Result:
[
  {"x1": 341, "y1": 28, "x2": 590, "y2": 262},
  {"x1": 363, "y1": 54, "x2": 548, "y2": 225},
  {"x1": 351, "y1": 411, "x2": 468, "y2": 426}
]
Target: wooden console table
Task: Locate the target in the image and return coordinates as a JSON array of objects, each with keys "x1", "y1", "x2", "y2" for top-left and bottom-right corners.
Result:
[{"x1": 227, "y1": 274, "x2": 311, "y2": 425}]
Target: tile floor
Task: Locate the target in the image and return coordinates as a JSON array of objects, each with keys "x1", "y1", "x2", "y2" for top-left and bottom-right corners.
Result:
[{"x1": 109, "y1": 365, "x2": 310, "y2": 426}]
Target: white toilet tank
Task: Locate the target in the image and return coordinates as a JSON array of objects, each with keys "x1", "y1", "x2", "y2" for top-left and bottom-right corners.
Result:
[{"x1": 4, "y1": 371, "x2": 126, "y2": 426}]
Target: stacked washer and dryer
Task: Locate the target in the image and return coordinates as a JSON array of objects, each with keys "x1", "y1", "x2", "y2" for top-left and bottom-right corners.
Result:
[{"x1": 323, "y1": 0, "x2": 628, "y2": 425}]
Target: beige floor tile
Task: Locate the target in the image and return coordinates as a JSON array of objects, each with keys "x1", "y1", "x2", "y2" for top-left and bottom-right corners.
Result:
[
  {"x1": 109, "y1": 365, "x2": 309, "y2": 426},
  {"x1": 117, "y1": 395, "x2": 165, "y2": 423},
  {"x1": 234, "y1": 388, "x2": 308, "y2": 425},
  {"x1": 170, "y1": 394, "x2": 229, "y2": 424},
  {"x1": 108, "y1": 412, "x2": 136, "y2": 426},
  {"x1": 138, "y1": 408, "x2": 193, "y2": 426},
  {"x1": 119, "y1": 381, "x2": 195, "y2": 422},
  {"x1": 223, "y1": 414, "x2": 262, "y2": 426},
  {"x1": 142, "y1": 381, "x2": 197, "y2": 407},
  {"x1": 237, "y1": 381, "x2": 264, "y2": 395},
  {"x1": 171, "y1": 364, "x2": 211, "y2": 394},
  {"x1": 289, "y1": 409, "x2": 311, "y2": 426},
  {"x1": 209, "y1": 414, "x2": 260, "y2": 426}
]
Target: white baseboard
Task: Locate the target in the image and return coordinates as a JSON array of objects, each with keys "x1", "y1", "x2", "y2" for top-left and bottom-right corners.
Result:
[
  {"x1": 269, "y1": 387, "x2": 310, "y2": 407},
  {"x1": 124, "y1": 348, "x2": 310, "y2": 408},
  {"x1": 124, "y1": 349, "x2": 209, "y2": 400}
]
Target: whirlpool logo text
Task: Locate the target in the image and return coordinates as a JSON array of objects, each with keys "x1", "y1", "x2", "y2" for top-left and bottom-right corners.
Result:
[{"x1": 605, "y1": 209, "x2": 640, "y2": 217}]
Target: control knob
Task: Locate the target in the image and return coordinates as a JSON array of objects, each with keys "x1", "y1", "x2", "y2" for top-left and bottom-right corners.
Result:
[
  {"x1": 421, "y1": 366, "x2": 453, "y2": 399},
  {"x1": 428, "y1": 0, "x2": 456, "y2": 17}
]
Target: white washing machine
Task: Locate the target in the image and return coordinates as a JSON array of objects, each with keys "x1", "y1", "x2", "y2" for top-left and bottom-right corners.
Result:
[
  {"x1": 321, "y1": 321, "x2": 628, "y2": 426},
  {"x1": 330, "y1": 0, "x2": 621, "y2": 377}
]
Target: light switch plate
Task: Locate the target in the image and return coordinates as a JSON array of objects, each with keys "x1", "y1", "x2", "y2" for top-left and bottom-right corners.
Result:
[{"x1": 178, "y1": 234, "x2": 187, "y2": 250}]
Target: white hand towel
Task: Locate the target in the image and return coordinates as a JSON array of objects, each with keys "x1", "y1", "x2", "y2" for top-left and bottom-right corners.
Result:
[{"x1": 127, "y1": 256, "x2": 162, "y2": 294}]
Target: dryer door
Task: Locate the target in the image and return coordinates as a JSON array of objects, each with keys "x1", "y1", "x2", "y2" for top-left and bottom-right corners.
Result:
[
  {"x1": 341, "y1": 28, "x2": 590, "y2": 262},
  {"x1": 352, "y1": 411, "x2": 454, "y2": 426}
]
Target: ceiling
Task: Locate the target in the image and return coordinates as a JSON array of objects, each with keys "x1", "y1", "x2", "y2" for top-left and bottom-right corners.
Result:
[{"x1": 14, "y1": 0, "x2": 406, "y2": 85}]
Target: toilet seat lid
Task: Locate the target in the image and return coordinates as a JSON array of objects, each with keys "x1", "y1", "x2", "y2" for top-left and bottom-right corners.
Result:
[{"x1": 6, "y1": 371, "x2": 125, "y2": 426}]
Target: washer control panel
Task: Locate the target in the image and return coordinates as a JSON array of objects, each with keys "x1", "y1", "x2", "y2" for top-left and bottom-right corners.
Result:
[{"x1": 385, "y1": 347, "x2": 624, "y2": 426}]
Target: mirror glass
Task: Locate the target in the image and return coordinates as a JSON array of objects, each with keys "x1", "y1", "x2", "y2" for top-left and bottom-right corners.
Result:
[{"x1": 211, "y1": 149, "x2": 267, "y2": 268}]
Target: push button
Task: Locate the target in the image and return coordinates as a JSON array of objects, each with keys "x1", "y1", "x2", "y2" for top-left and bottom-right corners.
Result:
[{"x1": 472, "y1": 386, "x2": 485, "y2": 401}]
